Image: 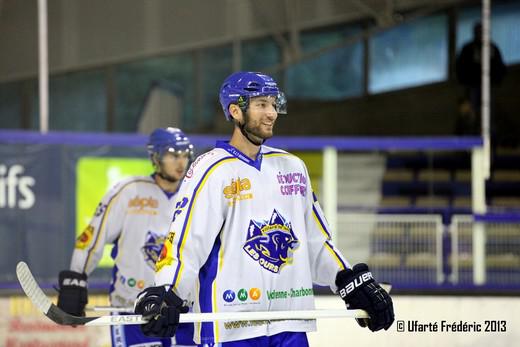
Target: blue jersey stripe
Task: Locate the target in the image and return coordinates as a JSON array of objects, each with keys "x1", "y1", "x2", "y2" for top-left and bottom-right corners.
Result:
[{"x1": 198, "y1": 233, "x2": 222, "y2": 343}]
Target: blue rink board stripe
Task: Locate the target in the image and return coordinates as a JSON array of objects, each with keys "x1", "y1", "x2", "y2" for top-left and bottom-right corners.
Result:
[{"x1": 0, "y1": 130, "x2": 483, "y2": 150}]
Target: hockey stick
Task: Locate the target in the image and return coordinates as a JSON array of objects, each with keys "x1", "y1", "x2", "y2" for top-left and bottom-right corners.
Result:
[
  {"x1": 87, "y1": 306, "x2": 134, "y2": 312},
  {"x1": 17, "y1": 261, "x2": 385, "y2": 327},
  {"x1": 88, "y1": 283, "x2": 391, "y2": 313}
]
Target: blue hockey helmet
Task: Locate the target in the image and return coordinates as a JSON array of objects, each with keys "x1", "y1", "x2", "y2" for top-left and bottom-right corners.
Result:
[
  {"x1": 219, "y1": 71, "x2": 287, "y2": 121},
  {"x1": 147, "y1": 127, "x2": 194, "y2": 160}
]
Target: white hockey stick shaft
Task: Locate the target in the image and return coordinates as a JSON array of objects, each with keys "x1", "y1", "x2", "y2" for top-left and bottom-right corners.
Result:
[
  {"x1": 87, "y1": 306, "x2": 134, "y2": 312},
  {"x1": 87, "y1": 284, "x2": 391, "y2": 314},
  {"x1": 85, "y1": 308, "x2": 370, "y2": 326},
  {"x1": 17, "y1": 261, "x2": 391, "y2": 327}
]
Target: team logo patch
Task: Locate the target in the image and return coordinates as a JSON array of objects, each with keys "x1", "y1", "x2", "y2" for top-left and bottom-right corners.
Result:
[
  {"x1": 155, "y1": 231, "x2": 175, "y2": 272},
  {"x1": 75, "y1": 225, "x2": 94, "y2": 250},
  {"x1": 141, "y1": 231, "x2": 166, "y2": 270},
  {"x1": 243, "y1": 209, "x2": 299, "y2": 273},
  {"x1": 223, "y1": 177, "x2": 253, "y2": 205}
]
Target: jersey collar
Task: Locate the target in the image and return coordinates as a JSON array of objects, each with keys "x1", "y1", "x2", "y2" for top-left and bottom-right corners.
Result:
[
  {"x1": 151, "y1": 173, "x2": 178, "y2": 199},
  {"x1": 216, "y1": 141, "x2": 263, "y2": 171}
]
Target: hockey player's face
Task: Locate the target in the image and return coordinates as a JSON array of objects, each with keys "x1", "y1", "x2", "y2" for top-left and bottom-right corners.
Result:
[
  {"x1": 160, "y1": 152, "x2": 190, "y2": 181},
  {"x1": 244, "y1": 96, "x2": 278, "y2": 140}
]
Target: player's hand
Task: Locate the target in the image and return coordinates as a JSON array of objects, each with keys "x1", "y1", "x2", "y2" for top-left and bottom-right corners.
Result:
[
  {"x1": 134, "y1": 286, "x2": 189, "y2": 337},
  {"x1": 57, "y1": 270, "x2": 88, "y2": 317},
  {"x1": 335, "y1": 263, "x2": 394, "y2": 331}
]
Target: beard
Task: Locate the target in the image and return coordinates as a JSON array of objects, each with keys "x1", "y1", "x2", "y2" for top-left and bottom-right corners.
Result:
[{"x1": 243, "y1": 115, "x2": 274, "y2": 141}]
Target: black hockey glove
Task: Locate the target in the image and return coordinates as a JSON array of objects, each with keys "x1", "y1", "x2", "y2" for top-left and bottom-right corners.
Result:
[
  {"x1": 57, "y1": 270, "x2": 88, "y2": 317},
  {"x1": 134, "y1": 286, "x2": 189, "y2": 337},
  {"x1": 335, "y1": 263, "x2": 394, "y2": 332}
]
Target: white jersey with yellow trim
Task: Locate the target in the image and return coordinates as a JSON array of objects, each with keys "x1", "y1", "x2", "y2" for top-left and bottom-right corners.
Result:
[
  {"x1": 155, "y1": 141, "x2": 350, "y2": 344},
  {"x1": 70, "y1": 175, "x2": 177, "y2": 307}
]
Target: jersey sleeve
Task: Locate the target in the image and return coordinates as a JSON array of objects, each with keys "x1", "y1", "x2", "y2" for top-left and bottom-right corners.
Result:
[
  {"x1": 302, "y1": 161, "x2": 350, "y2": 292},
  {"x1": 69, "y1": 181, "x2": 127, "y2": 275},
  {"x1": 155, "y1": 156, "x2": 229, "y2": 299}
]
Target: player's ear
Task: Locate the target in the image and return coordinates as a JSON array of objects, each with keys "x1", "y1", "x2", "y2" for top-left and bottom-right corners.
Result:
[{"x1": 229, "y1": 104, "x2": 243, "y2": 123}]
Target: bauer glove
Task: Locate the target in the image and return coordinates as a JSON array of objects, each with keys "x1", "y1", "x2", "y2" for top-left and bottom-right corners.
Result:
[
  {"x1": 57, "y1": 270, "x2": 88, "y2": 317},
  {"x1": 134, "y1": 286, "x2": 189, "y2": 337},
  {"x1": 335, "y1": 263, "x2": 394, "y2": 331}
]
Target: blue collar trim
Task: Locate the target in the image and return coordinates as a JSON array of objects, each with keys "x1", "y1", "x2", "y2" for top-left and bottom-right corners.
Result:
[{"x1": 216, "y1": 141, "x2": 263, "y2": 171}]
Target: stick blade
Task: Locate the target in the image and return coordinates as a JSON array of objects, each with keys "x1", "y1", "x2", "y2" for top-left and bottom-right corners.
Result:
[
  {"x1": 16, "y1": 261, "x2": 97, "y2": 326},
  {"x1": 16, "y1": 261, "x2": 52, "y2": 315}
]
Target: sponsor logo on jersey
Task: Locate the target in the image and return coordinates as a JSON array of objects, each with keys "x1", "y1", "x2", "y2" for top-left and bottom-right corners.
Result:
[
  {"x1": 223, "y1": 290, "x2": 236, "y2": 303},
  {"x1": 128, "y1": 196, "x2": 158, "y2": 215},
  {"x1": 237, "y1": 288, "x2": 248, "y2": 301},
  {"x1": 222, "y1": 287, "x2": 261, "y2": 305},
  {"x1": 223, "y1": 177, "x2": 253, "y2": 205},
  {"x1": 185, "y1": 152, "x2": 215, "y2": 179},
  {"x1": 75, "y1": 225, "x2": 94, "y2": 250},
  {"x1": 266, "y1": 287, "x2": 314, "y2": 301},
  {"x1": 243, "y1": 209, "x2": 299, "y2": 274},
  {"x1": 249, "y1": 287, "x2": 261, "y2": 301},
  {"x1": 118, "y1": 274, "x2": 146, "y2": 289},
  {"x1": 141, "y1": 231, "x2": 166, "y2": 270},
  {"x1": 276, "y1": 171, "x2": 307, "y2": 197},
  {"x1": 155, "y1": 231, "x2": 175, "y2": 272}
]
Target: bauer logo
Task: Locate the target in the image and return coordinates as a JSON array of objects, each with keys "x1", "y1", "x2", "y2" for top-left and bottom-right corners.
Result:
[
  {"x1": 223, "y1": 290, "x2": 236, "y2": 303},
  {"x1": 0, "y1": 164, "x2": 36, "y2": 210},
  {"x1": 243, "y1": 209, "x2": 299, "y2": 274}
]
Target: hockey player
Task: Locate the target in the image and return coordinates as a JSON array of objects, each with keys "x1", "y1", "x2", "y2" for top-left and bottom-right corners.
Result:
[
  {"x1": 57, "y1": 127, "x2": 196, "y2": 347},
  {"x1": 135, "y1": 72, "x2": 394, "y2": 346}
]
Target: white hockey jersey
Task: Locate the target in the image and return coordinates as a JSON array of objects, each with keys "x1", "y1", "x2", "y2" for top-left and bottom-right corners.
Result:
[
  {"x1": 155, "y1": 141, "x2": 349, "y2": 344},
  {"x1": 71, "y1": 175, "x2": 177, "y2": 307}
]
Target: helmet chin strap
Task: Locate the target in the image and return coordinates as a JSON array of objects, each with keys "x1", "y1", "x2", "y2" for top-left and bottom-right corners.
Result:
[
  {"x1": 157, "y1": 171, "x2": 179, "y2": 183},
  {"x1": 238, "y1": 121, "x2": 264, "y2": 146},
  {"x1": 153, "y1": 156, "x2": 179, "y2": 183},
  {"x1": 235, "y1": 110, "x2": 264, "y2": 146}
]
